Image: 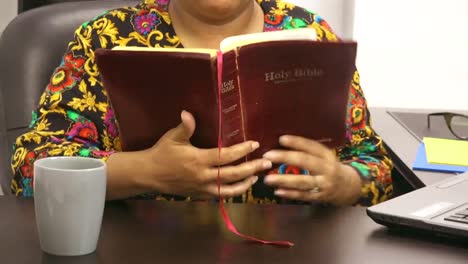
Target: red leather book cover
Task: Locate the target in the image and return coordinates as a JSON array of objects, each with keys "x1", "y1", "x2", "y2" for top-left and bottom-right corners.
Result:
[
  {"x1": 95, "y1": 49, "x2": 219, "y2": 151},
  {"x1": 235, "y1": 41, "x2": 357, "y2": 159},
  {"x1": 95, "y1": 41, "x2": 356, "y2": 157}
]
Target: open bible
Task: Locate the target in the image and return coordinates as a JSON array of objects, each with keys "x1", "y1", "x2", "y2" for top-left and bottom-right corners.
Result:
[{"x1": 95, "y1": 28, "x2": 357, "y2": 159}]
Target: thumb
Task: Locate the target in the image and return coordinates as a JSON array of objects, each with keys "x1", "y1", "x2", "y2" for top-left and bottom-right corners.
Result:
[{"x1": 169, "y1": 110, "x2": 196, "y2": 143}]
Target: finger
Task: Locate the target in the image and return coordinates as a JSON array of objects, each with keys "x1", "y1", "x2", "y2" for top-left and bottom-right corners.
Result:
[
  {"x1": 203, "y1": 159, "x2": 272, "y2": 183},
  {"x1": 279, "y1": 135, "x2": 335, "y2": 161},
  {"x1": 263, "y1": 150, "x2": 326, "y2": 175},
  {"x1": 263, "y1": 174, "x2": 320, "y2": 191},
  {"x1": 204, "y1": 176, "x2": 258, "y2": 198},
  {"x1": 274, "y1": 188, "x2": 324, "y2": 202},
  {"x1": 167, "y1": 110, "x2": 196, "y2": 143},
  {"x1": 201, "y1": 140, "x2": 260, "y2": 166}
]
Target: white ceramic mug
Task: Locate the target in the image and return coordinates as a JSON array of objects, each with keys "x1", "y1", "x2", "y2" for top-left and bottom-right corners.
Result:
[{"x1": 34, "y1": 156, "x2": 107, "y2": 256}]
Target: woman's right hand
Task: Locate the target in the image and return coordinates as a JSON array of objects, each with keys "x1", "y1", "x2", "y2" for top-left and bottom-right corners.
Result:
[{"x1": 137, "y1": 110, "x2": 271, "y2": 199}]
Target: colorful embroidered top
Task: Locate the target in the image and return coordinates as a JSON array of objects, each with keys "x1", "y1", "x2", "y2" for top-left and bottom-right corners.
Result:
[{"x1": 10, "y1": 0, "x2": 393, "y2": 206}]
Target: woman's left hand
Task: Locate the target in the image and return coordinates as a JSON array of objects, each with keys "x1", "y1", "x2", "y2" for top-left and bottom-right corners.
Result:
[{"x1": 263, "y1": 135, "x2": 362, "y2": 206}]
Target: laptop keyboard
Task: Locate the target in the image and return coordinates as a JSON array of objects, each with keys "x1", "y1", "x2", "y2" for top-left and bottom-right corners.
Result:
[{"x1": 444, "y1": 208, "x2": 468, "y2": 224}]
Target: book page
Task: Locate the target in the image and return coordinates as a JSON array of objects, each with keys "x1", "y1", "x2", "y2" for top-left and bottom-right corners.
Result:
[
  {"x1": 220, "y1": 28, "x2": 317, "y2": 52},
  {"x1": 112, "y1": 46, "x2": 218, "y2": 57},
  {"x1": 112, "y1": 28, "x2": 316, "y2": 55}
]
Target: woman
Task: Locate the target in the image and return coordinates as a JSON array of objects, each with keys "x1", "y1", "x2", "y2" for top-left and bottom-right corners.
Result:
[{"x1": 11, "y1": 0, "x2": 393, "y2": 206}]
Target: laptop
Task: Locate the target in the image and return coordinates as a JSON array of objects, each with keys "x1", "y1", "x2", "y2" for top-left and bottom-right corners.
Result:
[{"x1": 367, "y1": 172, "x2": 468, "y2": 238}]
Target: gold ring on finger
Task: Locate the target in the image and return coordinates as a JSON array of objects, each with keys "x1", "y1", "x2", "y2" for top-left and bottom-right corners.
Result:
[{"x1": 309, "y1": 186, "x2": 321, "y2": 193}]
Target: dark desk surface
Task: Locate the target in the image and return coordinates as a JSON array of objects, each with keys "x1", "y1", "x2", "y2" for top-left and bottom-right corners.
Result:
[{"x1": 1, "y1": 197, "x2": 467, "y2": 264}]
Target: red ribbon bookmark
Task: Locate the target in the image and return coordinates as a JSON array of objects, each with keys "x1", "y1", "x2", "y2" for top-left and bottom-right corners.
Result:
[{"x1": 216, "y1": 50, "x2": 294, "y2": 247}]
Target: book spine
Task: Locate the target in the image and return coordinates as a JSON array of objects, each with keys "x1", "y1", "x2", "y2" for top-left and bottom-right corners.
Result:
[{"x1": 221, "y1": 50, "x2": 246, "y2": 147}]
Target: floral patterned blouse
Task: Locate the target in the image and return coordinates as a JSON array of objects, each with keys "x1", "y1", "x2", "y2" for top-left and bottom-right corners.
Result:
[{"x1": 10, "y1": 0, "x2": 393, "y2": 206}]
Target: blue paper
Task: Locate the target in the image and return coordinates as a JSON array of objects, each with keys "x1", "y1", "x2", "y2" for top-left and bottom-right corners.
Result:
[{"x1": 412, "y1": 143, "x2": 468, "y2": 173}]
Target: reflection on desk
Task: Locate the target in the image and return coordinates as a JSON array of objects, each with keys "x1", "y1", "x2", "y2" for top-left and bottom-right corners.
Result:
[
  {"x1": 1, "y1": 197, "x2": 468, "y2": 264},
  {"x1": 389, "y1": 111, "x2": 466, "y2": 141}
]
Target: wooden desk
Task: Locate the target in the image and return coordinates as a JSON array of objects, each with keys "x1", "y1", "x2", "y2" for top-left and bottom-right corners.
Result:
[{"x1": 1, "y1": 197, "x2": 467, "y2": 264}]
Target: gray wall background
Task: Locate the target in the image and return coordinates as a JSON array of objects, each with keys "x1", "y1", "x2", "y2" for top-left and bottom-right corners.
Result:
[{"x1": 0, "y1": 1, "x2": 18, "y2": 36}]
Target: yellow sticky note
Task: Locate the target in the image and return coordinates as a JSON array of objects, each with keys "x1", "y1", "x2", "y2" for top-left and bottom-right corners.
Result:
[{"x1": 424, "y1": 137, "x2": 468, "y2": 166}]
